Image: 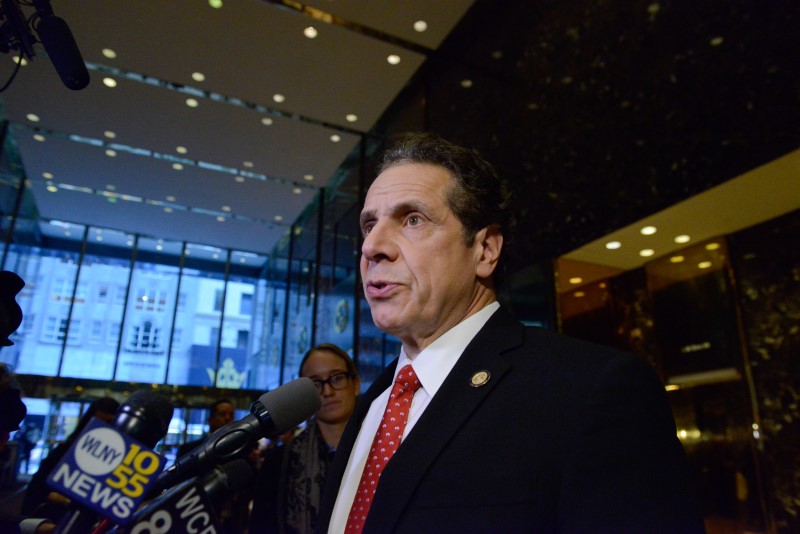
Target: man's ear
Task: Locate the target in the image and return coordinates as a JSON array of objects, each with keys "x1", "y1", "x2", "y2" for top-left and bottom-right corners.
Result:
[{"x1": 475, "y1": 225, "x2": 503, "y2": 279}]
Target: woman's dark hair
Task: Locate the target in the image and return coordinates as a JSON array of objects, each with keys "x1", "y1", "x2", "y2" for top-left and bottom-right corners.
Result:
[
  {"x1": 379, "y1": 132, "x2": 514, "y2": 247},
  {"x1": 299, "y1": 343, "x2": 357, "y2": 377}
]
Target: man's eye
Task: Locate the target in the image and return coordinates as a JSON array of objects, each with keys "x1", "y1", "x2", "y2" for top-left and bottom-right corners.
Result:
[
  {"x1": 407, "y1": 215, "x2": 421, "y2": 226},
  {"x1": 363, "y1": 223, "x2": 374, "y2": 235}
]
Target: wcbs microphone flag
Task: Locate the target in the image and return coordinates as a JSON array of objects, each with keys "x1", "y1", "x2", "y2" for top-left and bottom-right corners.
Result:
[{"x1": 46, "y1": 418, "x2": 167, "y2": 525}]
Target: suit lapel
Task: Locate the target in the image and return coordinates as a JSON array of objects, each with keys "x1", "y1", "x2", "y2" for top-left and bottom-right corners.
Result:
[{"x1": 364, "y1": 308, "x2": 525, "y2": 531}]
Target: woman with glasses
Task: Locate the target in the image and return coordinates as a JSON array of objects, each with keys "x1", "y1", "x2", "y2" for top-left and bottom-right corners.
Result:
[{"x1": 249, "y1": 343, "x2": 360, "y2": 533}]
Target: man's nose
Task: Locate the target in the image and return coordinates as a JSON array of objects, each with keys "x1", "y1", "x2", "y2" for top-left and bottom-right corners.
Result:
[{"x1": 361, "y1": 221, "x2": 393, "y2": 261}]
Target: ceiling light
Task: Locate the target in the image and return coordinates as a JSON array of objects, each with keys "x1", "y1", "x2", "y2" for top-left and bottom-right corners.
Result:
[
  {"x1": 387, "y1": 54, "x2": 401, "y2": 65},
  {"x1": 106, "y1": 184, "x2": 116, "y2": 191},
  {"x1": 639, "y1": 248, "x2": 655, "y2": 257},
  {"x1": 176, "y1": 146, "x2": 188, "y2": 154},
  {"x1": 103, "y1": 77, "x2": 117, "y2": 88},
  {"x1": 185, "y1": 98, "x2": 199, "y2": 108},
  {"x1": 156, "y1": 245, "x2": 163, "y2": 251},
  {"x1": 166, "y1": 195, "x2": 176, "y2": 202},
  {"x1": 33, "y1": 134, "x2": 45, "y2": 142},
  {"x1": 26, "y1": 113, "x2": 39, "y2": 122},
  {"x1": 605, "y1": 241, "x2": 622, "y2": 250},
  {"x1": 47, "y1": 185, "x2": 58, "y2": 193},
  {"x1": 12, "y1": 56, "x2": 28, "y2": 66},
  {"x1": 222, "y1": 206, "x2": 231, "y2": 212},
  {"x1": 292, "y1": 187, "x2": 302, "y2": 194},
  {"x1": 184, "y1": 249, "x2": 191, "y2": 255},
  {"x1": 460, "y1": 79, "x2": 473, "y2": 88},
  {"x1": 64, "y1": 231, "x2": 72, "y2": 237},
  {"x1": 43, "y1": 172, "x2": 53, "y2": 179},
  {"x1": 104, "y1": 130, "x2": 116, "y2": 139},
  {"x1": 574, "y1": 291, "x2": 586, "y2": 298},
  {"x1": 243, "y1": 161, "x2": 254, "y2": 168},
  {"x1": 105, "y1": 149, "x2": 117, "y2": 157},
  {"x1": 569, "y1": 277, "x2": 583, "y2": 284},
  {"x1": 102, "y1": 48, "x2": 116, "y2": 59},
  {"x1": 670, "y1": 255, "x2": 685, "y2": 263},
  {"x1": 172, "y1": 163, "x2": 183, "y2": 171},
  {"x1": 330, "y1": 134, "x2": 341, "y2": 143},
  {"x1": 164, "y1": 207, "x2": 173, "y2": 213},
  {"x1": 273, "y1": 94, "x2": 285, "y2": 103},
  {"x1": 304, "y1": 26, "x2": 318, "y2": 38},
  {"x1": 274, "y1": 215, "x2": 283, "y2": 222},
  {"x1": 698, "y1": 261, "x2": 712, "y2": 269},
  {"x1": 345, "y1": 114, "x2": 358, "y2": 122},
  {"x1": 240, "y1": 258, "x2": 246, "y2": 263},
  {"x1": 192, "y1": 72, "x2": 205, "y2": 82},
  {"x1": 413, "y1": 20, "x2": 428, "y2": 32},
  {"x1": 208, "y1": 0, "x2": 223, "y2": 8},
  {"x1": 216, "y1": 216, "x2": 225, "y2": 222},
  {"x1": 303, "y1": 174, "x2": 314, "y2": 181},
  {"x1": 261, "y1": 117, "x2": 273, "y2": 126},
  {"x1": 96, "y1": 236, "x2": 103, "y2": 242},
  {"x1": 234, "y1": 176, "x2": 245, "y2": 183},
  {"x1": 705, "y1": 242, "x2": 720, "y2": 251},
  {"x1": 640, "y1": 225, "x2": 657, "y2": 235},
  {"x1": 212, "y1": 253, "x2": 220, "y2": 259},
  {"x1": 710, "y1": 36, "x2": 724, "y2": 47},
  {"x1": 674, "y1": 234, "x2": 690, "y2": 244}
]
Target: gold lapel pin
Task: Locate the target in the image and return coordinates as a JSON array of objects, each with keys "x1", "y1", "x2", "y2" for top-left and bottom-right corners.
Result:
[{"x1": 469, "y1": 370, "x2": 491, "y2": 388}]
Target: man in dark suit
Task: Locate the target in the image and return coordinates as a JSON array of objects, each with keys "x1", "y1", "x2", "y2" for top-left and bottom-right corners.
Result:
[
  {"x1": 177, "y1": 398, "x2": 235, "y2": 458},
  {"x1": 317, "y1": 133, "x2": 705, "y2": 533}
]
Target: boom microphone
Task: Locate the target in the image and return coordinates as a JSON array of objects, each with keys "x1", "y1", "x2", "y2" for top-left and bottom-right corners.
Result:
[
  {"x1": 153, "y1": 377, "x2": 320, "y2": 493},
  {"x1": 109, "y1": 459, "x2": 254, "y2": 534},
  {"x1": 52, "y1": 390, "x2": 174, "y2": 534},
  {"x1": 32, "y1": 0, "x2": 89, "y2": 90}
]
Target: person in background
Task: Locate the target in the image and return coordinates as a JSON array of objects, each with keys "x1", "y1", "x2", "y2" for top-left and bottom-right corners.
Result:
[
  {"x1": 177, "y1": 398, "x2": 235, "y2": 458},
  {"x1": 249, "y1": 343, "x2": 360, "y2": 533},
  {"x1": 20, "y1": 397, "x2": 120, "y2": 518},
  {"x1": 316, "y1": 132, "x2": 704, "y2": 532}
]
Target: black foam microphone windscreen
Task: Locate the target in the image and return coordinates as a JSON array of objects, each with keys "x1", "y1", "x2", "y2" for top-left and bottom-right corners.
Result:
[{"x1": 34, "y1": 14, "x2": 89, "y2": 90}]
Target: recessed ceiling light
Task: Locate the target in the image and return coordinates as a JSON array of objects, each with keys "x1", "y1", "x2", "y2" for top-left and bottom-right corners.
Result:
[
  {"x1": 64, "y1": 231, "x2": 72, "y2": 237},
  {"x1": 243, "y1": 161, "x2": 254, "y2": 168},
  {"x1": 185, "y1": 98, "x2": 199, "y2": 108},
  {"x1": 176, "y1": 146, "x2": 188, "y2": 154},
  {"x1": 33, "y1": 134, "x2": 45, "y2": 142},
  {"x1": 191, "y1": 72, "x2": 205, "y2": 82},
  {"x1": 222, "y1": 205, "x2": 231, "y2": 212},
  {"x1": 102, "y1": 48, "x2": 117, "y2": 59},
  {"x1": 43, "y1": 172, "x2": 53, "y2": 179},
  {"x1": 698, "y1": 261, "x2": 712, "y2": 269},
  {"x1": 106, "y1": 184, "x2": 116, "y2": 191},
  {"x1": 330, "y1": 134, "x2": 341, "y2": 143},
  {"x1": 460, "y1": 79, "x2": 473, "y2": 88},
  {"x1": 163, "y1": 207, "x2": 173, "y2": 213},
  {"x1": 274, "y1": 215, "x2": 283, "y2": 222},
  {"x1": 104, "y1": 130, "x2": 116, "y2": 139},
  {"x1": 670, "y1": 255, "x2": 685, "y2": 263},
  {"x1": 710, "y1": 36, "x2": 724, "y2": 47},
  {"x1": 240, "y1": 257, "x2": 246, "y2": 263},
  {"x1": 674, "y1": 234, "x2": 690, "y2": 244},
  {"x1": 261, "y1": 117, "x2": 273, "y2": 126},
  {"x1": 12, "y1": 56, "x2": 28, "y2": 66},
  {"x1": 387, "y1": 54, "x2": 401, "y2": 65},
  {"x1": 605, "y1": 241, "x2": 622, "y2": 250},
  {"x1": 216, "y1": 216, "x2": 225, "y2": 222},
  {"x1": 640, "y1": 225, "x2": 657, "y2": 235},
  {"x1": 639, "y1": 248, "x2": 655, "y2": 257},
  {"x1": 413, "y1": 20, "x2": 428, "y2": 32},
  {"x1": 304, "y1": 26, "x2": 318, "y2": 38},
  {"x1": 156, "y1": 245, "x2": 164, "y2": 251},
  {"x1": 705, "y1": 242, "x2": 720, "y2": 251},
  {"x1": 26, "y1": 113, "x2": 39, "y2": 122},
  {"x1": 96, "y1": 236, "x2": 103, "y2": 242},
  {"x1": 47, "y1": 185, "x2": 58, "y2": 193},
  {"x1": 105, "y1": 149, "x2": 117, "y2": 157},
  {"x1": 172, "y1": 163, "x2": 183, "y2": 171},
  {"x1": 234, "y1": 176, "x2": 245, "y2": 183},
  {"x1": 273, "y1": 94, "x2": 285, "y2": 103},
  {"x1": 292, "y1": 187, "x2": 302, "y2": 194},
  {"x1": 569, "y1": 277, "x2": 583, "y2": 284},
  {"x1": 345, "y1": 114, "x2": 358, "y2": 122},
  {"x1": 166, "y1": 195, "x2": 176, "y2": 202},
  {"x1": 208, "y1": 0, "x2": 223, "y2": 8},
  {"x1": 574, "y1": 291, "x2": 586, "y2": 298},
  {"x1": 303, "y1": 174, "x2": 314, "y2": 181},
  {"x1": 103, "y1": 77, "x2": 117, "y2": 88}
]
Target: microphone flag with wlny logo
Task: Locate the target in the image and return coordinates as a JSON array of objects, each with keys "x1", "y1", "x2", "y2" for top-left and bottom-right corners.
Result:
[{"x1": 46, "y1": 418, "x2": 167, "y2": 525}]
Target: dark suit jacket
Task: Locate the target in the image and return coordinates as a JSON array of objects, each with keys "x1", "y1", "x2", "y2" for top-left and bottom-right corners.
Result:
[{"x1": 317, "y1": 307, "x2": 704, "y2": 533}]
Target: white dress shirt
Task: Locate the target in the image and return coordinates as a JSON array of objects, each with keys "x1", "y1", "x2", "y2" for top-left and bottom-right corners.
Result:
[{"x1": 328, "y1": 302, "x2": 500, "y2": 533}]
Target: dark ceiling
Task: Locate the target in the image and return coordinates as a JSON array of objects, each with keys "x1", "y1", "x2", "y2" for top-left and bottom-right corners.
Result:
[{"x1": 373, "y1": 0, "x2": 800, "y2": 271}]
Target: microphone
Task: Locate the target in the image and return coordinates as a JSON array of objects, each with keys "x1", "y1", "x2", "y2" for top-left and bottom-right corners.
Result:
[
  {"x1": 32, "y1": 0, "x2": 90, "y2": 90},
  {"x1": 108, "y1": 459, "x2": 254, "y2": 534},
  {"x1": 51, "y1": 390, "x2": 174, "y2": 534},
  {"x1": 153, "y1": 377, "x2": 320, "y2": 493}
]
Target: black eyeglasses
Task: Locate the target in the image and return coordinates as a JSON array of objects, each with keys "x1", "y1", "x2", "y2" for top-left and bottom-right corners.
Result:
[{"x1": 310, "y1": 372, "x2": 352, "y2": 393}]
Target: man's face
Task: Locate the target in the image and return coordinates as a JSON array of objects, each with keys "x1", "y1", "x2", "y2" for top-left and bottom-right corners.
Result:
[
  {"x1": 208, "y1": 402, "x2": 234, "y2": 433},
  {"x1": 360, "y1": 163, "x2": 498, "y2": 354}
]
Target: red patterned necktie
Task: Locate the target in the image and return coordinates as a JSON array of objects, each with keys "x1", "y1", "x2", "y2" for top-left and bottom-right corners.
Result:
[{"x1": 345, "y1": 364, "x2": 421, "y2": 533}]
